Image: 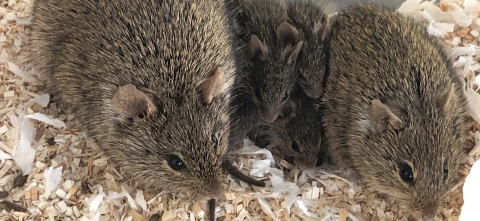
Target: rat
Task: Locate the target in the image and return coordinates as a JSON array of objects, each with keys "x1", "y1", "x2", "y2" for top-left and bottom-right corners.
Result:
[
  {"x1": 265, "y1": 86, "x2": 325, "y2": 168},
  {"x1": 246, "y1": 123, "x2": 272, "y2": 149},
  {"x1": 27, "y1": 0, "x2": 264, "y2": 213},
  {"x1": 321, "y1": 4, "x2": 471, "y2": 221},
  {"x1": 226, "y1": 0, "x2": 304, "y2": 153},
  {"x1": 286, "y1": 0, "x2": 335, "y2": 99}
]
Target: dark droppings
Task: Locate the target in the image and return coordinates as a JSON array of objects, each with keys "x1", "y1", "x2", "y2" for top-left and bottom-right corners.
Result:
[
  {"x1": 0, "y1": 190, "x2": 8, "y2": 198},
  {"x1": 13, "y1": 174, "x2": 28, "y2": 188},
  {"x1": 46, "y1": 137, "x2": 56, "y2": 145}
]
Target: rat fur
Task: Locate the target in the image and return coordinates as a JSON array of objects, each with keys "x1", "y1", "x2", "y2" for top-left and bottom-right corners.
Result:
[
  {"x1": 227, "y1": 0, "x2": 303, "y2": 152},
  {"x1": 266, "y1": 87, "x2": 325, "y2": 168},
  {"x1": 321, "y1": 4, "x2": 471, "y2": 220},
  {"x1": 27, "y1": 0, "x2": 244, "y2": 203},
  {"x1": 286, "y1": 0, "x2": 335, "y2": 99}
]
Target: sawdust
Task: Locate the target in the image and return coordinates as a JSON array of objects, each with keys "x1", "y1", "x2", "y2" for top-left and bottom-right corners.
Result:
[{"x1": 0, "y1": 0, "x2": 479, "y2": 220}]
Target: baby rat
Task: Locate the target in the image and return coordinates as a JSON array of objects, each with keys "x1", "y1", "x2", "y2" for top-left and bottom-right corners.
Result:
[
  {"x1": 246, "y1": 123, "x2": 272, "y2": 149},
  {"x1": 227, "y1": 0, "x2": 303, "y2": 152},
  {"x1": 27, "y1": 0, "x2": 253, "y2": 206},
  {"x1": 321, "y1": 4, "x2": 471, "y2": 220},
  {"x1": 286, "y1": 0, "x2": 335, "y2": 98},
  {"x1": 266, "y1": 87, "x2": 325, "y2": 168},
  {"x1": 235, "y1": 0, "x2": 303, "y2": 123}
]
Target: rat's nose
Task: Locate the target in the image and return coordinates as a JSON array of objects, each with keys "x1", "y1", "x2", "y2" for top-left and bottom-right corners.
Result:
[
  {"x1": 295, "y1": 158, "x2": 317, "y2": 169},
  {"x1": 259, "y1": 110, "x2": 278, "y2": 123},
  {"x1": 421, "y1": 214, "x2": 435, "y2": 221},
  {"x1": 280, "y1": 105, "x2": 294, "y2": 119}
]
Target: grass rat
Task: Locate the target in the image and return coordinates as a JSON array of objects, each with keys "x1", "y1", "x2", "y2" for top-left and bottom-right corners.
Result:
[
  {"x1": 286, "y1": 0, "x2": 335, "y2": 99},
  {"x1": 265, "y1": 87, "x2": 325, "y2": 168},
  {"x1": 321, "y1": 4, "x2": 471, "y2": 220},
  {"x1": 26, "y1": 0, "x2": 259, "y2": 206},
  {"x1": 227, "y1": 0, "x2": 304, "y2": 153}
]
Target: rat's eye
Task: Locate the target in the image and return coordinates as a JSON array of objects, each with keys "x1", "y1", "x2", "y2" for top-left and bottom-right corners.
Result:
[
  {"x1": 211, "y1": 134, "x2": 218, "y2": 149},
  {"x1": 138, "y1": 111, "x2": 146, "y2": 119},
  {"x1": 399, "y1": 163, "x2": 414, "y2": 184},
  {"x1": 291, "y1": 140, "x2": 300, "y2": 153},
  {"x1": 443, "y1": 166, "x2": 448, "y2": 180},
  {"x1": 167, "y1": 155, "x2": 186, "y2": 171},
  {"x1": 144, "y1": 149, "x2": 152, "y2": 155},
  {"x1": 282, "y1": 91, "x2": 288, "y2": 101},
  {"x1": 254, "y1": 88, "x2": 262, "y2": 100}
]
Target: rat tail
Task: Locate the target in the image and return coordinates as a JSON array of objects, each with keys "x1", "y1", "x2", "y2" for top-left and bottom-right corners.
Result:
[{"x1": 222, "y1": 160, "x2": 266, "y2": 187}]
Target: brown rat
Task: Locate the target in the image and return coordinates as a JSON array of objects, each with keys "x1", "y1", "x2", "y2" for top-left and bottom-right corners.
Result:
[
  {"x1": 227, "y1": 0, "x2": 304, "y2": 152},
  {"x1": 26, "y1": 0, "x2": 262, "y2": 209},
  {"x1": 321, "y1": 4, "x2": 471, "y2": 220},
  {"x1": 286, "y1": 0, "x2": 335, "y2": 99},
  {"x1": 265, "y1": 87, "x2": 325, "y2": 168}
]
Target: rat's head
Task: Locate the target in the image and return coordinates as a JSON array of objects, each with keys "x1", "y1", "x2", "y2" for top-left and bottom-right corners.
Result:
[
  {"x1": 268, "y1": 105, "x2": 323, "y2": 169},
  {"x1": 108, "y1": 68, "x2": 230, "y2": 202},
  {"x1": 355, "y1": 86, "x2": 469, "y2": 220},
  {"x1": 296, "y1": 16, "x2": 331, "y2": 99},
  {"x1": 246, "y1": 22, "x2": 304, "y2": 123},
  {"x1": 247, "y1": 124, "x2": 272, "y2": 149}
]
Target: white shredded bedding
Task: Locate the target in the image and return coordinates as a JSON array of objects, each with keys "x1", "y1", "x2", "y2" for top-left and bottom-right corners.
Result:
[{"x1": 0, "y1": 0, "x2": 479, "y2": 220}]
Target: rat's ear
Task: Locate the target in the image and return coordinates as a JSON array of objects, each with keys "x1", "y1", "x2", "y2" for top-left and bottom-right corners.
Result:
[
  {"x1": 436, "y1": 83, "x2": 457, "y2": 112},
  {"x1": 368, "y1": 99, "x2": 404, "y2": 133},
  {"x1": 111, "y1": 84, "x2": 156, "y2": 122},
  {"x1": 199, "y1": 67, "x2": 227, "y2": 105},
  {"x1": 281, "y1": 41, "x2": 303, "y2": 65},
  {"x1": 314, "y1": 16, "x2": 331, "y2": 41},
  {"x1": 276, "y1": 21, "x2": 299, "y2": 46},
  {"x1": 247, "y1": 35, "x2": 269, "y2": 61}
]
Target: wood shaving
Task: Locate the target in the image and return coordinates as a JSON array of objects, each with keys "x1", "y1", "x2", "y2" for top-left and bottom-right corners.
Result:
[{"x1": 0, "y1": 0, "x2": 479, "y2": 220}]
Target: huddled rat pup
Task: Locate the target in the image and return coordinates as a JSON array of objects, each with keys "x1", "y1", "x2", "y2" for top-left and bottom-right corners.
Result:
[
  {"x1": 266, "y1": 87, "x2": 325, "y2": 168},
  {"x1": 286, "y1": 0, "x2": 335, "y2": 99},
  {"x1": 227, "y1": 0, "x2": 303, "y2": 152},
  {"x1": 236, "y1": 0, "x2": 303, "y2": 123},
  {"x1": 246, "y1": 123, "x2": 272, "y2": 149},
  {"x1": 28, "y1": 0, "x2": 247, "y2": 204},
  {"x1": 322, "y1": 4, "x2": 471, "y2": 220}
]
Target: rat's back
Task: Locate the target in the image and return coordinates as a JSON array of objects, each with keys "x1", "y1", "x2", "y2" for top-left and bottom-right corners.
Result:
[
  {"x1": 323, "y1": 3, "x2": 466, "y2": 137},
  {"x1": 28, "y1": 0, "x2": 239, "y2": 202},
  {"x1": 29, "y1": 0, "x2": 236, "y2": 106},
  {"x1": 322, "y1": 4, "x2": 470, "y2": 220},
  {"x1": 286, "y1": 0, "x2": 334, "y2": 99}
]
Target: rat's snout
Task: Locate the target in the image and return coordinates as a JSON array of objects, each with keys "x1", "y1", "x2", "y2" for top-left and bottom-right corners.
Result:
[
  {"x1": 280, "y1": 104, "x2": 294, "y2": 119},
  {"x1": 421, "y1": 214, "x2": 435, "y2": 221},
  {"x1": 207, "y1": 194, "x2": 220, "y2": 200},
  {"x1": 203, "y1": 186, "x2": 223, "y2": 201},
  {"x1": 416, "y1": 206, "x2": 438, "y2": 221},
  {"x1": 200, "y1": 176, "x2": 224, "y2": 200},
  {"x1": 259, "y1": 109, "x2": 279, "y2": 123},
  {"x1": 294, "y1": 157, "x2": 317, "y2": 169},
  {"x1": 254, "y1": 136, "x2": 270, "y2": 149},
  {"x1": 304, "y1": 86, "x2": 323, "y2": 99}
]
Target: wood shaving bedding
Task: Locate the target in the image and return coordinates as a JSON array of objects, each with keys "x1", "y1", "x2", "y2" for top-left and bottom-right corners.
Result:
[{"x1": 0, "y1": 0, "x2": 479, "y2": 220}]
